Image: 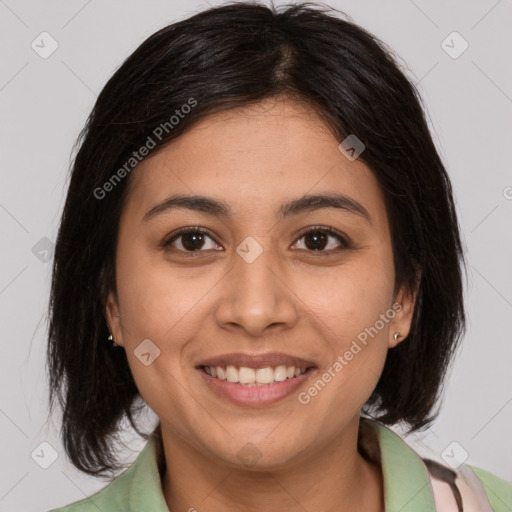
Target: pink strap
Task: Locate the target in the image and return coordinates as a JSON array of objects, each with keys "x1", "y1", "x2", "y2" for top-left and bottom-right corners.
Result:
[{"x1": 429, "y1": 464, "x2": 493, "y2": 511}]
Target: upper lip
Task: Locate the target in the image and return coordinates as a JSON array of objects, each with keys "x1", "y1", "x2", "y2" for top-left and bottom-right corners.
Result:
[{"x1": 196, "y1": 352, "x2": 317, "y2": 370}]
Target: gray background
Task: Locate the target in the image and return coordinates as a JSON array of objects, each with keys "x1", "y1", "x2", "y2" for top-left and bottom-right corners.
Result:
[{"x1": 1, "y1": 0, "x2": 511, "y2": 510}]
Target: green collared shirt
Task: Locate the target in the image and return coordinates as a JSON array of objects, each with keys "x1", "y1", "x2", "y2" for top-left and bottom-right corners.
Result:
[{"x1": 49, "y1": 420, "x2": 511, "y2": 511}]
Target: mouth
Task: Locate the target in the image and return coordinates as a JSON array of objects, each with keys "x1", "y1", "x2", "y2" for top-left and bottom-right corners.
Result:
[
  {"x1": 195, "y1": 353, "x2": 317, "y2": 406},
  {"x1": 199, "y1": 364, "x2": 312, "y2": 385}
]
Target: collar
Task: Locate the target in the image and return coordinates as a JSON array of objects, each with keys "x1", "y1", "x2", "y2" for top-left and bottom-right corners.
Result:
[
  {"x1": 85, "y1": 420, "x2": 437, "y2": 511},
  {"x1": 372, "y1": 420, "x2": 437, "y2": 511}
]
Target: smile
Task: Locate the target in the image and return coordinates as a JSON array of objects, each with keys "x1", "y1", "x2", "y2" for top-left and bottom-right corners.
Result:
[
  {"x1": 197, "y1": 364, "x2": 316, "y2": 406},
  {"x1": 201, "y1": 364, "x2": 308, "y2": 385}
]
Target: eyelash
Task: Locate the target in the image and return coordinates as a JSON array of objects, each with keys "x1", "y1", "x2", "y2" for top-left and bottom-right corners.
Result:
[{"x1": 162, "y1": 225, "x2": 350, "y2": 256}]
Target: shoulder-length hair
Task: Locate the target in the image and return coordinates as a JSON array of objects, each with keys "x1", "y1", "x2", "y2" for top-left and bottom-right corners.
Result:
[{"x1": 47, "y1": 1, "x2": 466, "y2": 476}]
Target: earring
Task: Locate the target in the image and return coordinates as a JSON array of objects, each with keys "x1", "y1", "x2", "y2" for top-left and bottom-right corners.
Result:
[
  {"x1": 393, "y1": 332, "x2": 400, "y2": 342},
  {"x1": 108, "y1": 334, "x2": 119, "y2": 347}
]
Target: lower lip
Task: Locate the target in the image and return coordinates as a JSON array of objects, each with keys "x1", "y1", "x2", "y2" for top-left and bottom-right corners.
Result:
[{"x1": 197, "y1": 367, "x2": 315, "y2": 406}]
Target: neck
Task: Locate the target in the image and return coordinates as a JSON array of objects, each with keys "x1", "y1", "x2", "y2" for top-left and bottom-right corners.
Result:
[{"x1": 160, "y1": 417, "x2": 384, "y2": 512}]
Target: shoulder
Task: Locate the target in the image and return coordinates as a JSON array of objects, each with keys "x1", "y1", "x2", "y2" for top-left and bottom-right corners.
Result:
[
  {"x1": 427, "y1": 459, "x2": 511, "y2": 512},
  {"x1": 465, "y1": 464, "x2": 512, "y2": 511},
  {"x1": 47, "y1": 432, "x2": 168, "y2": 512},
  {"x1": 362, "y1": 419, "x2": 511, "y2": 511},
  {"x1": 46, "y1": 468, "x2": 132, "y2": 512}
]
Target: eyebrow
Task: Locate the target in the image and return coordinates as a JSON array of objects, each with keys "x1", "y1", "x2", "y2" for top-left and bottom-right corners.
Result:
[{"x1": 142, "y1": 192, "x2": 372, "y2": 224}]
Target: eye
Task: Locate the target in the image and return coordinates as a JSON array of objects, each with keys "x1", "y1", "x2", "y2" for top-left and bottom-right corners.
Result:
[
  {"x1": 163, "y1": 227, "x2": 222, "y2": 254},
  {"x1": 291, "y1": 226, "x2": 350, "y2": 253},
  {"x1": 162, "y1": 225, "x2": 350, "y2": 255}
]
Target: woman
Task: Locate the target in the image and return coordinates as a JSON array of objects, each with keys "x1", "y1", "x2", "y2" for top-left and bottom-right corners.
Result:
[{"x1": 46, "y1": 2, "x2": 511, "y2": 511}]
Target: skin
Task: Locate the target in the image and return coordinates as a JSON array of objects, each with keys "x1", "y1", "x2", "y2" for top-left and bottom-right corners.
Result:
[{"x1": 106, "y1": 97, "x2": 417, "y2": 512}]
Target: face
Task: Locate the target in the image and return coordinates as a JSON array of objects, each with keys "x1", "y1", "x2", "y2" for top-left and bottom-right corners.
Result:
[{"x1": 106, "y1": 97, "x2": 416, "y2": 469}]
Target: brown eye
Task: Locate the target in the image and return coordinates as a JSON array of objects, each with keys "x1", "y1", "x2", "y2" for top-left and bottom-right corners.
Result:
[
  {"x1": 293, "y1": 227, "x2": 349, "y2": 253},
  {"x1": 164, "y1": 227, "x2": 221, "y2": 253}
]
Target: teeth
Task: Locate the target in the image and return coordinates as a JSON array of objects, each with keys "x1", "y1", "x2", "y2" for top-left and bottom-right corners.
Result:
[
  {"x1": 226, "y1": 365, "x2": 239, "y2": 383},
  {"x1": 239, "y1": 366, "x2": 255, "y2": 384},
  {"x1": 274, "y1": 365, "x2": 288, "y2": 382},
  {"x1": 255, "y1": 367, "x2": 274, "y2": 384},
  {"x1": 204, "y1": 364, "x2": 307, "y2": 385}
]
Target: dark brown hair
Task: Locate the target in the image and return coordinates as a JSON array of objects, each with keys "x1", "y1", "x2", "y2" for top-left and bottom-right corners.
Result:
[{"x1": 47, "y1": 0, "x2": 466, "y2": 476}]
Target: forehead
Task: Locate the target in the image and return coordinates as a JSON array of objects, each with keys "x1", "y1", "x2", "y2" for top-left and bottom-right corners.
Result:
[{"x1": 122, "y1": 99, "x2": 387, "y2": 226}]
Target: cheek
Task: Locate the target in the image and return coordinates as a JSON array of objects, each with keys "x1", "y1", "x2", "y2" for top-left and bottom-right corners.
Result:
[
  {"x1": 114, "y1": 244, "x2": 224, "y2": 407},
  {"x1": 298, "y1": 245, "x2": 395, "y2": 343},
  {"x1": 113, "y1": 249, "x2": 206, "y2": 424},
  {"x1": 294, "y1": 249, "x2": 394, "y2": 410},
  {"x1": 115, "y1": 240, "x2": 210, "y2": 344}
]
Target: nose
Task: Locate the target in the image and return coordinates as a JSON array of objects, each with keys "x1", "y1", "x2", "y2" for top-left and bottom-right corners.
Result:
[{"x1": 214, "y1": 241, "x2": 298, "y2": 338}]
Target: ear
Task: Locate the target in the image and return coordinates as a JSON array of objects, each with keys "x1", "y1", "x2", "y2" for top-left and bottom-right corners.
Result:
[
  {"x1": 388, "y1": 272, "x2": 420, "y2": 349},
  {"x1": 105, "y1": 289, "x2": 125, "y2": 347}
]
